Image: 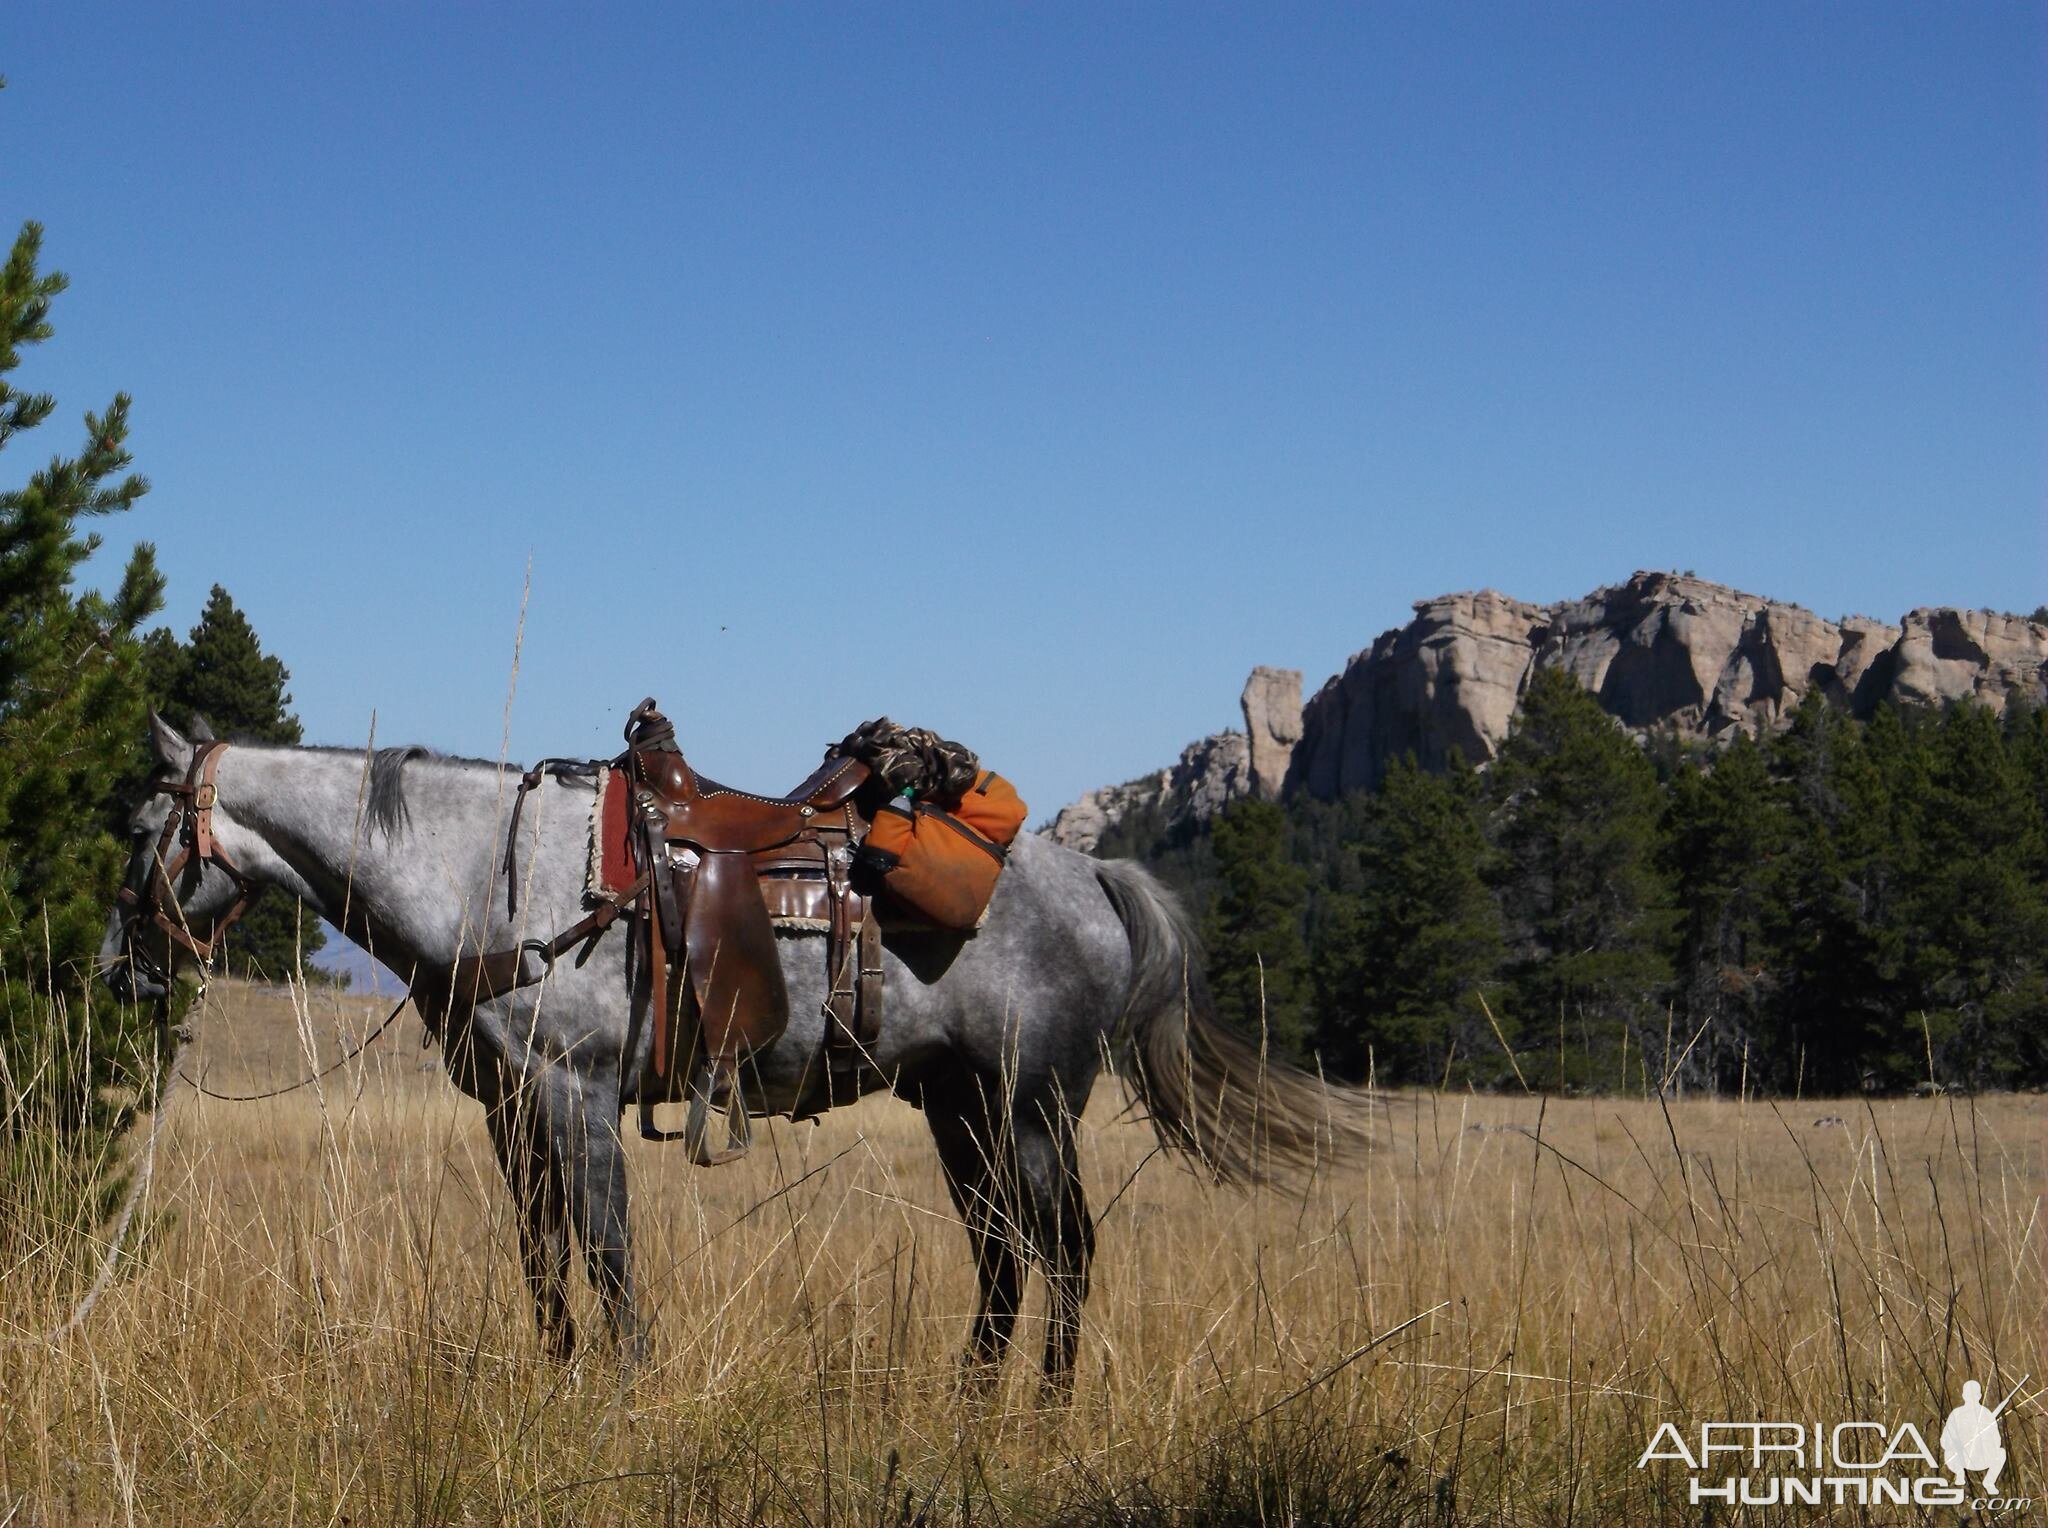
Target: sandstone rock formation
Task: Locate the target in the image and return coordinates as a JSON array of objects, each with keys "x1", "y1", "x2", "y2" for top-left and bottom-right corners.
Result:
[
  {"x1": 1286, "y1": 590, "x2": 1550, "y2": 798},
  {"x1": 1046, "y1": 729, "x2": 1250, "y2": 853},
  {"x1": 1291, "y1": 572, "x2": 2043, "y2": 796},
  {"x1": 1052, "y1": 572, "x2": 2048, "y2": 848},
  {"x1": 1048, "y1": 669, "x2": 1305, "y2": 849},
  {"x1": 1889, "y1": 606, "x2": 2047, "y2": 713},
  {"x1": 1241, "y1": 666, "x2": 1303, "y2": 799}
]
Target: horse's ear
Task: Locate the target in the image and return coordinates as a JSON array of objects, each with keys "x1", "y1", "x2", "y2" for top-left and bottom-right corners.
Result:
[
  {"x1": 188, "y1": 713, "x2": 217, "y2": 743},
  {"x1": 148, "y1": 710, "x2": 193, "y2": 770}
]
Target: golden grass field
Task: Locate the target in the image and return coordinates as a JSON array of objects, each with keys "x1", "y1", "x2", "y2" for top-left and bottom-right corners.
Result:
[{"x1": 2, "y1": 979, "x2": 2042, "y2": 1524}]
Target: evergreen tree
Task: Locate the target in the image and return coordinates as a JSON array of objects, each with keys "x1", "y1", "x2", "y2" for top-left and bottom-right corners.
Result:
[
  {"x1": 152, "y1": 585, "x2": 300, "y2": 744},
  {"x1": 1312, "y1": 756, "x2": 1502, "y2": 1085},
  {"x1": 1095, "y1": 791, "x2": 1220, "y2": 927},
  {"x1": 2007, "y1": 698, "x2": 2048, "y2": 884},
  {"x1": 1759, "y1": 695, "x2": 1909, "y2": 1091},
  {"x1": 0, "y1": 221, "x2": 163, "y2": 1148},
  {"x1": 1896, "y1": 703, "x2": 2048, "y2": 1086},
  {"x1": 1664, "y1": 733, "x2": 1785, "y2": 1091},
  {"x1": 1084, "y1": 658, "x2": 2048, "y2": 1098},
  {"x1": 147, "y1": 585, "x2": 323, "y2": 978},
  {"x1": 1202, "y1": 796, "x2": 1311, "y2": 1060},
  {"x1": 1488, "y1": 668, "x2": 1674, "y2": 1089}
]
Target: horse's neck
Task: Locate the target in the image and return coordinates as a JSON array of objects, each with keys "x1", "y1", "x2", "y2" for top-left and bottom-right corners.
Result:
[{"x1": 223, "y1": 747, "x2": 509, "y2": 971}]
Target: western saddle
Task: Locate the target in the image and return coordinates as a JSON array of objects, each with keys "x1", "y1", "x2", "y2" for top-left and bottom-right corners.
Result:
[
  {"x1": 620, "y1": 698, "x2": 884, "y2": 1160},
  {"x1": 450, "y1": 698, "x2": 886, "y2": 1165}
]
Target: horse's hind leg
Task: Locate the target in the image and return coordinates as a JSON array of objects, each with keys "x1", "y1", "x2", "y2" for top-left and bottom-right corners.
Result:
[
  {"x1": 485, "y1": 1079, "x2": 575, "y2": 1361},
  {"x1": 924, "y1": 1078, "x2": 1024, "y2": 1383},
  {"x1": 1015, "y1": 1102, "x2": 1095, "y2": 1396}
]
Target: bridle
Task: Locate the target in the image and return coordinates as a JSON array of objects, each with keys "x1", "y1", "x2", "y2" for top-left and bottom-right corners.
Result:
[
  {"x1": 114, "y1": 741, "x2": 261, "y2": 988},
  {"x1": 46, "y1": 741, "x2": 259, "y2": 1346}
]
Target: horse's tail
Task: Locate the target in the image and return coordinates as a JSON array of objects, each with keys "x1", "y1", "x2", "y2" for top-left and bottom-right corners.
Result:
[{"x1": 1095, "y1": 858, "x2": 1368, "y2": 1186}]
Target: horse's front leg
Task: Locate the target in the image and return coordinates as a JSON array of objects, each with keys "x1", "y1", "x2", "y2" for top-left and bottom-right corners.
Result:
[
  {"x1": 553, "y1": 1067, "x2": 644, "y2": 1365},
  {"x1": 484, "y1": 1072, "x2": 576, "y2": 1361}
]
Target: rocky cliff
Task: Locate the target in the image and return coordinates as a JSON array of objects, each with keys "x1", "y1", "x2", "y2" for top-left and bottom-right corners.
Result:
[
  {"x1": 1047, "y1": 572, "x2": 2048, "y2": 849},
  {"x1": 1045, "y1": 670, "x2": 1296, "y2": 851}
]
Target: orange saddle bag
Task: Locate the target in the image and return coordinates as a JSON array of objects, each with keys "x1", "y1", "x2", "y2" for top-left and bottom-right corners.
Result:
[{"x1": 859, "y1": 772, "x2": 1028, "y2": 929}]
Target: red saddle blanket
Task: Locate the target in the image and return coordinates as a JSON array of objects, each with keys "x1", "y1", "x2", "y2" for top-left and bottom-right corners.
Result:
[{"x1": 590, "y1": 767, "x2": 639, "y2": 901}]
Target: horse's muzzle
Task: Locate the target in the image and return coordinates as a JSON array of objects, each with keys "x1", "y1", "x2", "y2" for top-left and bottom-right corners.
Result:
[{"x1": 103, "y1": 946, "x2": 169, "y2": 1005}]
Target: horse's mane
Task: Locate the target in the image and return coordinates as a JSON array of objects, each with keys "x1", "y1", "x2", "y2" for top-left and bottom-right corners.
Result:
[
  {"x1": 283, "y1": 743, "x2": 520, "y2": 841},
  {"x1": 365, "y1": 746, "x2": 432, "y2": 839}
]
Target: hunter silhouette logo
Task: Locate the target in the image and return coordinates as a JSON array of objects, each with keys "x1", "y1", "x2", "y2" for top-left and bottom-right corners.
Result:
[
  {"x1": 1638, "y1": 1376, "x2": 2030, "y2": 1511},
  {"x1": 1942, "y1": 1380, "x2": 2009, "y2": 1495}
]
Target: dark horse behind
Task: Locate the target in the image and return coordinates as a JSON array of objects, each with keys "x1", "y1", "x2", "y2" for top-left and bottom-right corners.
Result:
[{"x1": 104, "y1": 715, "x2": 1370, "y2": 1391}]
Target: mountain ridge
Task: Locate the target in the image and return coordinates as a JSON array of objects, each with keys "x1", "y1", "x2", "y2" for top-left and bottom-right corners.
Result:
[{"x1": 1047, "y1": 571, "x2": 2048, "y2": 851}]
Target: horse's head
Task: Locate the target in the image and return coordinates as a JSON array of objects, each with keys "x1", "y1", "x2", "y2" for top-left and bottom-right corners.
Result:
[{"x1": 101, "y1": 713, "x2": 261, "y2": 1002}]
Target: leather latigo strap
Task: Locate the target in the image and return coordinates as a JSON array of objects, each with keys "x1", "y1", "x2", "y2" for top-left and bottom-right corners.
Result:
[
  {"x1": 856, "y1": 913, "x2": 885, "y2": 1047},
  {"x1": 443, "y1": 872, "x2": 648, "y2": 1011}
]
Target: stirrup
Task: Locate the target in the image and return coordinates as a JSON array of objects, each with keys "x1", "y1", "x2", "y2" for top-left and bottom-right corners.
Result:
[
  {"x1": 683, "y1": 1061, "x2": 753, "y2": 1166},
  {"x1": 635, "y1": 1062, "x2": 752, "y2": 1161}
]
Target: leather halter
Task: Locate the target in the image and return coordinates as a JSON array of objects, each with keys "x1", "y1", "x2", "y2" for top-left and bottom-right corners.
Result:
[{"x1": 115, "y1": 741, "x2": 261, "y2": 980}]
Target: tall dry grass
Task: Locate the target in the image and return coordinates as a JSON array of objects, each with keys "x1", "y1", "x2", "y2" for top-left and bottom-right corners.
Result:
[{"x1": 1, "y1": 978, "x2": 2041, "y2": 1524}]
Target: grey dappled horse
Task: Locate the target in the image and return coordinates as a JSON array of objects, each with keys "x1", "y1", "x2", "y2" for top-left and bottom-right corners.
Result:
[{"x1": 104, "y1": 716, "x2": 1359, "y2": 1389}]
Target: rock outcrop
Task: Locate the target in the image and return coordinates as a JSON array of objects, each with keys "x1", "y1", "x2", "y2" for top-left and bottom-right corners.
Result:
[
  {"x1": 1241, "y1": 666, "x2": 1303, "y2": 799},
  {"x1": 1889, "y1": 607, "x2": 2047, "y2": 713},
  {"x1": 1286, "y1": 590, "x2": 1550, "y2": 798},
  {"x1": 1046, "y1": 729, "x2": 1250, "y2": 853},
  {"x1": 1048, "y1": 667, "x2": 1308, "y2": 849},
  {"x1": 1292, "y1": 573, "x2": 2043, "y2": 795},
  {"x1": 1540, "y1": 577, "x2": 1899, "y2": 738},
  {"x1": 1052, "y1": 572, "x2": 2048, "y2": 847}
]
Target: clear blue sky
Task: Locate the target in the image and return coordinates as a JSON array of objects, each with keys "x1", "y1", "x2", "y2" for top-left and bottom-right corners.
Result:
[{"x1": 8, "y1": 4, "x2": 2043, "y2": 818}]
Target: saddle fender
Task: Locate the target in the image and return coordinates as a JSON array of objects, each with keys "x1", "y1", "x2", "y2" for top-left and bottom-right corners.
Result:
[{"x1": 681, "y1": 851, "x2": 791, "y2": 1065}]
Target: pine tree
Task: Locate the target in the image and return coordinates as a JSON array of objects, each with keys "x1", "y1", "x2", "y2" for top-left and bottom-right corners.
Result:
[
  {"x1": 0, "y1": 221, "x2": 164, "y2": 1151},
  {"x1": 1488, "y1": 667, "x2": 1674, "y2": 1089},
  {"x1": 2006, "y1": 697, "x2": 2048, "y2": 884},
  {"x1": 1312, "y1": 756, "x2": 1502, "y2": 1085},
  {"x1": 1664, "y1": 733, "x2": 1785, "y2": 1091},
  {"x1": 1761, "y1": 693, "x2": 1911, "y2": 1092},
  {"x1": 1896, "y1": 703, "x2": 2048, "y2": 1086},
  {"x1": 147, "y1": 585, "x2": 323, "y2": 978},
  {"x1": 154, "y1": 585, "x2": 300, "y2": 744},
  {"x1": 1203, "y1": 796, "x2": 1311, "y2": 1060}
]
